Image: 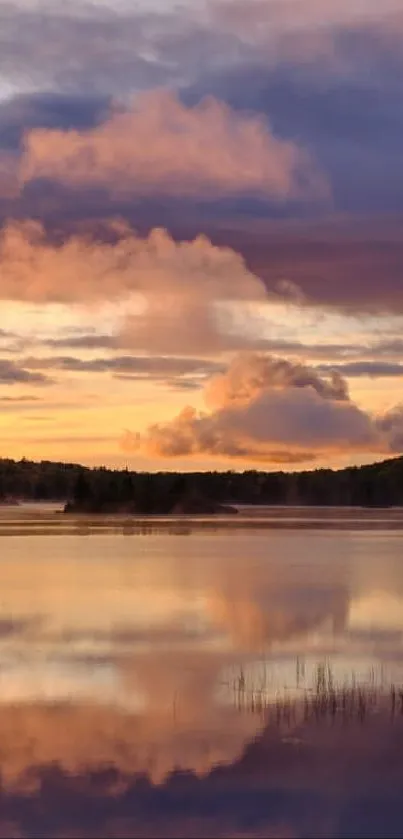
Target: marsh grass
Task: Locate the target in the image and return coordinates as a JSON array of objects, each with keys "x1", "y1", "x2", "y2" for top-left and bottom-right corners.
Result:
[{"x1": 231, "y1": 661, "x2": 403, "y2": 726}]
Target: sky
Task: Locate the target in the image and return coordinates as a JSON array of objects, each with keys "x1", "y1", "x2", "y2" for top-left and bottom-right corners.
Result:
[{"x1": 0, "y1": 0, "x2": 403, "y2": 470}]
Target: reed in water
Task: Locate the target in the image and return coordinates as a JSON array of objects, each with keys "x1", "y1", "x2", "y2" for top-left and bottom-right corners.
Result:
[{"x1": 231, "y1": 661, "x2": 403, "y2": 726}]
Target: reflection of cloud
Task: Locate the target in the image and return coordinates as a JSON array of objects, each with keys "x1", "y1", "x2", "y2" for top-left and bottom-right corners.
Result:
[
  {"x1": 209, "y1": 586, "x2": 347, "y2": 650},
  {"x1": 349, "y1": 592, "x2": 403, "y2": 633},
  {"x1": 1, "y1": 517, "x2": 403, "y2": 836},
  {"x1": 0, "y1": 659, "x2": 124, "y2": 707},
  {"x1": 0, "y1": 528, "x2": 351, "y2": 719},
  {"x1": 0, "y1": 616, "x2": 42, "y2": 639},
  {"x1": 0, "y1": 692, "x2": 259, "y2": 788},
  {"x1": 3, "y1": 521, "x2": 403, "y2": 792},
  {"x1": 0, "y1": 699, "x2": 403, "y2": 837},
  {"x1": 204, "y1": 545, "x2": 349, "y2": 649}
]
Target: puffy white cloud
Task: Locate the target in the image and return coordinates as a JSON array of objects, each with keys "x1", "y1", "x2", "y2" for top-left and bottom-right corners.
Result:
[
  {"x1": 127, "y1": 352, "x2": 403, "y2": 463},
  {"x1": 204, "y1": 352, "x2": 349, "y2": 409}
]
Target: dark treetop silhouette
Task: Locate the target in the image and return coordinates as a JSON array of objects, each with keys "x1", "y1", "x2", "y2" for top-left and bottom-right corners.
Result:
[{"x1": 0, "y1": 455, "x2": 402, "y2": 512}]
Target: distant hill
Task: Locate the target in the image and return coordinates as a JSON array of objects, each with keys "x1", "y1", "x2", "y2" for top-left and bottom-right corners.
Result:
[{"x1": 0, "y1": 455, "x2": 402, "y2": 512}]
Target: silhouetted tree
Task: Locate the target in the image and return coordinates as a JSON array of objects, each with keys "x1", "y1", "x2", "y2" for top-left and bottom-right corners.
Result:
[{"x1": 1, "y1": 455, "x2": 403, "y2": 512}]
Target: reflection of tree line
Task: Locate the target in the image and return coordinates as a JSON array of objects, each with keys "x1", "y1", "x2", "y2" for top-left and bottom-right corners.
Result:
[
  {"x1": 231, "y1": 660, "x2": 403, "y2": 725},
  {"x1": 73, "y1": 521, "x2": 192, "y2": 536}
]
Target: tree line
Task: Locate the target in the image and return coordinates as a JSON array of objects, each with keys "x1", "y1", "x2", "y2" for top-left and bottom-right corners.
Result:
[{"x1": 0, "y1": 455, "x2": 402, "y2": 511}]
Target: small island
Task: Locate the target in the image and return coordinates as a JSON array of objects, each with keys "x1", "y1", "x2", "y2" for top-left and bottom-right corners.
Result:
[{"x1": 64, "y1": 472, "x2": 238, "y2": 515}]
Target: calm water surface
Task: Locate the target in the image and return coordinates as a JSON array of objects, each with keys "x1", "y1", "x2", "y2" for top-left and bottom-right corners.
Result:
[{"x1": 1, "y1": 504, "x2": 403, "y2": 837}]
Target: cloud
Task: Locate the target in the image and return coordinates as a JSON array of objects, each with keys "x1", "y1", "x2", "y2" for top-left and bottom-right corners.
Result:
[
  {"x1": 377, "y1": 406, "x2": 403, "y2": 453},
  {"x1": 180, "y1": 3, "x2": 403, "y2": 219},
  {"x1": 206, "y1": 217, "x2": 403, "y2": 315},
  {"x1": 127, "y1": 352, "x2": 403, "y2": 463},
  {"x1": 319, "y1": 362, "x2": 403, "y2": 378},
  {"x1": 16, "y1": 90, "x2": 326, "y2": 204},
  {"x1": 0, "y1": 396, "x2": 48, "y2": 415},
  {"x1": 45, "y1": 334, "x2": 118, "y2": 350},
  {"x1": 0, "y1": 221, "x2": 275, "y2": 354},
  {"x1": 24, "y1": 355, "x2": 215, "y2": 376},
  {"x1": 185, "y1": 52, "x2": 403, "y2": 214},
  {"x1": 0, "y1": 395, "x2": 41, "y2": 403},
  {"x1": 0, "y1": 91, "x2": 110, "y2": 153},
  {"x1": 23, "y1": 354, "x2": 223, "y2": 387},
  {"x1": 0, "y1": 4, "x2": 402, "y2": 322},
  {"x1": 1, "y1": 220, "x2": 402, "y2": 324},
  {"x1": 371, "y1": 339, "x2": 403, "y2": 357},
  {"x1": 36, "y1": 335, "x2": 403, "y2": 364},
  {"x1": 1, "y1": 0, "x2": 402, "y2": 100},
  {"x1": 0, "y1": 150, "x2": 19, "y2": 199},
  {"x1": 0, "y1": 0, "x2": 401, "y2": 223},
  {"x1": 127, "y1": 391, "x2": 376, "y2": 462},
  {"x1": 210, "y1": 0, "x2": 403, "y2": 79},
  {"x1": 0, "y1": 1, "x2": 177, "y2": 96},
  {"x1": 204, "y1": 353, "x2": 349, "y2": 409},
  {"x1": 0, "y1": 359, "x2": 51, "y2": 386},
  {"x1": 0, "y1": 220, "x2": 264, "y2": 301}
]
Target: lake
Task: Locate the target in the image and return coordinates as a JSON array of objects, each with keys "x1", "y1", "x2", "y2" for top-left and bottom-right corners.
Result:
[{"x1": 1, "y1": 504, "x2": 403, "y2": 837}]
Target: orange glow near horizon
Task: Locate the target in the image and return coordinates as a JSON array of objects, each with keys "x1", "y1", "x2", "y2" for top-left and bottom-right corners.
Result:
[{"x1": 0, "y1": 0, "x2": 403, "y2": 469}]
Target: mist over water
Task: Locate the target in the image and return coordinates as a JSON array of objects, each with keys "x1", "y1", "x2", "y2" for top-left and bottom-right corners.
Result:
[{"x1": 1, "y1": 504, "x2": 403, "y2": 836}]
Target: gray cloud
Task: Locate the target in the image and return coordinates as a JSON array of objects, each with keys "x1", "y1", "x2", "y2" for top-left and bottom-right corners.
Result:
[
  {"x1": 253, "y1": 340, "x2": 403, "y2": 362},
  {"x1": 37, "y1": 335, "x2": 403, "y2": 363},
  {"x1": 1, "y1": 0, "x2": 402, "y2": 101},
  {"x1": 23, "y1": 354, "x2": 223, "y2": 383},
  {"x1": 0, "y1": 359, "x2": 51, "y2": 385},
  {"x1": 206, "y1": 217, "x2": 403, "y2": 315},
  {"x1": 0, "y1": 92, "x2": 110, "y2": 153},
  {"x1": 0, "y1": 0, "x2": 401, "y2": 219},
  {"x1": 0, "y1": 2, "x2": 180, "y2": 96},
  {"x1": 0, "y1": 395, "x2": 41, "y2": 402},
  {"x1": 377, "y1": 407, "x2": 403, "y2": 453},
  {"x1": 45, "y1": 334, "x2": 118, "y2": 351},
  {"x1": 319, "y1": 362, "x2": 403, "y2": 378},
  {"x1": 369, "y1": 339, "x2": 403, "y2": 358},
  {"x1": 0, "y1": 0, "x2": 402, "y2": 329},
  {"x1": 185, "y1": 46, "x2": 403, "y2": 214}
]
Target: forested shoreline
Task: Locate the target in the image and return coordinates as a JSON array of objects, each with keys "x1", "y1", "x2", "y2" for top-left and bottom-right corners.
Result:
[{"x1": 0, "y1": 455, "x2": 402, "y2": 512}]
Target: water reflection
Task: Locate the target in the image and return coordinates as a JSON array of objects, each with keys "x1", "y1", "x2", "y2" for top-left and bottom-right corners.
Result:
[{"x1": 0, "y1": 506, "x2": 403, "y2": 835}]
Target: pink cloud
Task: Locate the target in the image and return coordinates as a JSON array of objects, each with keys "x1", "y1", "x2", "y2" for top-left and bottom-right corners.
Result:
[
  {"x1": 18, "y1": 90, "x2": 327, "y2": 201},
  {"x1": 0, "y1": 220, "x2": 264, "y2": 300},
  {"x1": 126, "y1": 352, "x2": 403, "y2": 463},
  {"x1": 0, "y1": 221, "x2": 272, "y2": 353}
]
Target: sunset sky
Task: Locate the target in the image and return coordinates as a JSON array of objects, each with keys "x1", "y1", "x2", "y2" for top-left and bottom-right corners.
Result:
[{"x1": 1, "y1": 0, "x2": 403, "y2": 470}]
